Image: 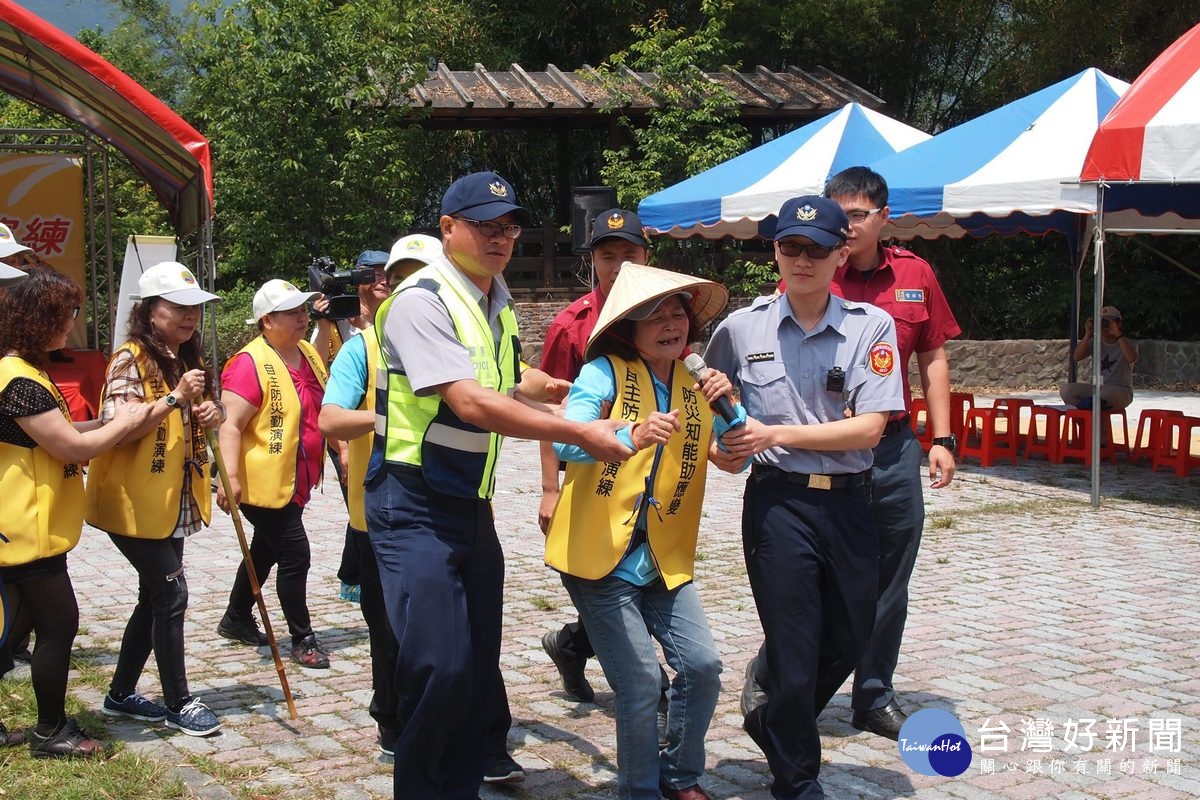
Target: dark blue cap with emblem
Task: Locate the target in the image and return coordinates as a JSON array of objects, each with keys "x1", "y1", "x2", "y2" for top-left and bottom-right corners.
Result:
[
  {"x1": 354, "y1": 250, "x2": 390, "y2": 267},
  {"x1": 773, "y1": 195, "x2": 850, "y2": 246},
  {"x1": 589, "y1": 208, "x2": 648, "y2": 249},
  {"x1": 440, "y1": 171, "x2": 532, "y2": 225}
]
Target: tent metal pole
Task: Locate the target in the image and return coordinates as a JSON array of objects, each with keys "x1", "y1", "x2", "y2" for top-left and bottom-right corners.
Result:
[{"x1": 1089, "y1": 186, "x2": 1106, "y2": 508}]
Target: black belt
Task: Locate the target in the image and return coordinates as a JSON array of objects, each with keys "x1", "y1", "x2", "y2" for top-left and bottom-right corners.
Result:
[
  {"x1": 751, "y1": 464, "x2": 872, "y2": 490},
  {"x1": 881, "y1": 414, "x2": 910, "y2": 437}
]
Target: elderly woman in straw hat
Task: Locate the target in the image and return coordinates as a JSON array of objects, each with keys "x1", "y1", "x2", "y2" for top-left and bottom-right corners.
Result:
[{"x1": 545, "y1": 263, "x2": 743, "y2": 800}]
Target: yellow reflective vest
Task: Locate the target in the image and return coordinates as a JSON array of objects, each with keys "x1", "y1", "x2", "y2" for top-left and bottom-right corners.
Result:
[
  {"x1": 85, "y1": 341, "x2": 212, "y2": 539},
  {"x1": 371, "y1": 260, "x2": 520, "y2": 499},
  {"x1": 545, "y1": 356, "x2": 713, "y2": 590},
  {"x1": 345, "y1": 326, "x2": 378, "y2": 531},
  {"x1": 228, "y1": 336, "x2": 327, "y2": 509},
  {"x1": 0, "y1": 356, "x2": 85, "y2": 566}
]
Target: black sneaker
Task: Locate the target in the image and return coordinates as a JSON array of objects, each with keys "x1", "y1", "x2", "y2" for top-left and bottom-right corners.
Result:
[
  {"x1": 291, "y1": 634, "x2": 330, "y2": 669},
  {"x1": 102, "y1": 690, "x2": 168, "y2": 722},
  {"x1": 378, "y1": 726, "x2": 400, "y2": 757},
  {"x1": 483, "y1": 751, "x2": 525, "y2": 783},
  {"x1": 165, "y1": 698, "x2": 221, "y2": 737},
  {"x1": 28, "y1": 718, "x2": 108, "y2": 759},
  {"x1": 1, "y1": 720, "x2": 26, "y2": 747},
  {"x1": 541, "y1": 631, "x2": 594, "y2": 702},
  {"x1": 217, "y1": 615, "x2": 268, "y2": 646}
]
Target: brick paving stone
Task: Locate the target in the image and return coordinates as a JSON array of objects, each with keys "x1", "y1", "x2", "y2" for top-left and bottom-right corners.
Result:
[{"x1": 30, "y1": 393, "x2": 1199, "y2": 799}]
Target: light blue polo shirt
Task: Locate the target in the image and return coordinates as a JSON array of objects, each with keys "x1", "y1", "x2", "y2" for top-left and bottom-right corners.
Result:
[{"x1": 705, "y1": 292, "x2": 905, "y2": 475}]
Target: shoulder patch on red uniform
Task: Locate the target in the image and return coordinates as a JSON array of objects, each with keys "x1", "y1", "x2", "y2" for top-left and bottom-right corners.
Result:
[
  {"x1": 869, "y1": 342, "x2": 895, "y2": 376},
  {"x1": 895, "y1": 289, "x2": 925, "y2": 303}
]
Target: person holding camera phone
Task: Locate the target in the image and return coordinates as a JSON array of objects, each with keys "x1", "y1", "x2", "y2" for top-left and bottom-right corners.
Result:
[{"x1": 1059, "y1": 305, "x2": 1138, "y2": 411}]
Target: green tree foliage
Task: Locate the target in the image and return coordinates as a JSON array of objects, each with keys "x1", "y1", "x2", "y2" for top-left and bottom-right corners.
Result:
[
  {"x1": 16, "y1": 0, "x2": 1197, "y2": 340},
  {"x1": 594, "y1": 0, "x2": 750, "y2": 206}
]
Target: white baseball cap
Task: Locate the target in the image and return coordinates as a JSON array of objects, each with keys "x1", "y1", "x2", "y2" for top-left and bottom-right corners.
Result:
[
  {"x1": 0, "y1": 261, "x2": 26, "y2": 287},
  {"x1": 385, "y1": 234, "x2": 443, "y2": 277},
  {"x1": 248, "y1": 279, "x2": 319, "y2": 324},
  {"x1": 131, "y1": 261, "x2": 221, "y2": 305},
  {"x1": 0, "y1": 222, "x2": 32, "y2": 260}
]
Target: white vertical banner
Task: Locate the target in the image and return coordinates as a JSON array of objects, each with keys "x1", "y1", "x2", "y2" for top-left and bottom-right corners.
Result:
[{"x1": 113, "y1": 235, "x2": 177, "y2": 349}]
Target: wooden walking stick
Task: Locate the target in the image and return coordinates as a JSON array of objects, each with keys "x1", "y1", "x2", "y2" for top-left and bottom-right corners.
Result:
[{"x1": 205, "y1": 427, "x2": 299, "y2": 720}]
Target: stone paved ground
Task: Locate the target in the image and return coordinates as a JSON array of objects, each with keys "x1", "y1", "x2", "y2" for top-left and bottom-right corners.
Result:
[{"x1": 21, "y1": 393, "x2": 1200, "y2": 800}]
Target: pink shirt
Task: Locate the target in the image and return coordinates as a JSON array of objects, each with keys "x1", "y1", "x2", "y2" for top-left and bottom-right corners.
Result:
[{"x1": 222, "y1": 351, "x2": 325, "y2": 507}]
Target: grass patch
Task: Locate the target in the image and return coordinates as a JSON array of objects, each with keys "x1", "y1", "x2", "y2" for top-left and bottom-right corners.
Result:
[
  {"x1": 0, "y1": 678, "x2": 185, "y2": 800},
  {"x1": 929, "y1": 515, "x2": 956, "y2": 529},
  {"x1": 530, "y1": 596, "x2": 558, "y2": 612},
  {"x1": 185, "y1": 753, "x2": 271, "y2": 785},
  {"x1": 936, "y1": 556, "x2": 950, "y2": 564}
]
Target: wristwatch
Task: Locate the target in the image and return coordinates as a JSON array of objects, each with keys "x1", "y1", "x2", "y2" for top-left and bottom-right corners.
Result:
[
  {"x1": 932, "y1": 434, "x2": 957, "y2": 455},
  {"x1": 164, "y1": 393, "x2": 180, "y2": 409}
]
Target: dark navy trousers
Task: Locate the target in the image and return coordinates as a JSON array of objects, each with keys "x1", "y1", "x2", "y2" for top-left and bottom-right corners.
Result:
[
  {"x1": 366, "y1": 467, "x2": 503, "y2": 800},
  {"x1": 742, "y1": 470, "x2": 877, "y2": 800},
  {"x1": 851, "y1": 426, "x2": 925, "y2": 712}
]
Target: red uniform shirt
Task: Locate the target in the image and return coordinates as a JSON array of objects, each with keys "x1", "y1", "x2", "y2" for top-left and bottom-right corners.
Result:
[
  {"x1": 830, "y1": 245, "x2": 961, "y2": 414},
  {"x1": 539, "y1": 289, "x2": 605, "y2": 381}
]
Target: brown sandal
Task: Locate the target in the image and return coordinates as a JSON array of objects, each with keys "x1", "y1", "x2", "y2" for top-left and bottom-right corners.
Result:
[{"x1": 1, "y1": 720, "x2": 27, "y2": 747}]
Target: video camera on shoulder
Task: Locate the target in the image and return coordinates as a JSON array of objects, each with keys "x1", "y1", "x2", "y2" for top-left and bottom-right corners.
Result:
[{"x1": 306, "y1": 256, "x2": 375, "y2": 321}]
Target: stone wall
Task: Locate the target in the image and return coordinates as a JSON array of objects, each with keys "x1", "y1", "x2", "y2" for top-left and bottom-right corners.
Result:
[{"x1": 515, "y1": 300, "x2": 1200, "y2": 389}]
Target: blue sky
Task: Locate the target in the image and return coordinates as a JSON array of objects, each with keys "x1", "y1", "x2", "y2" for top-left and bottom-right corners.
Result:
[{"x1": 21, "y1": 1, "x2": 191, "y2": 35}]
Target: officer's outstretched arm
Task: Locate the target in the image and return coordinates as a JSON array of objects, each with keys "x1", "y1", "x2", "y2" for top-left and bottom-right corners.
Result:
[{"x1": 439, "y1": 378, "x2": 633, "y2": 462}]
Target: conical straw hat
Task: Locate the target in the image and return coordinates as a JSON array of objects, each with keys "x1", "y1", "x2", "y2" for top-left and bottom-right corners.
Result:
[{"x1": 585, "y1": 262, "x2": 729, "y2": 361}]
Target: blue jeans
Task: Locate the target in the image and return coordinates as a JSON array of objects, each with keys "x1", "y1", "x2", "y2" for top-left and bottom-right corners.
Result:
[{"x1": 562, "y1": 573, "x2": 721, "y2": 800}]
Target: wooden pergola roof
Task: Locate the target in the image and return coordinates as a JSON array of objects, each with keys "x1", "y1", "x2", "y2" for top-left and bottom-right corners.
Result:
[{"x1": 407, "y1": 63, "x2": 883, "y2": 127}]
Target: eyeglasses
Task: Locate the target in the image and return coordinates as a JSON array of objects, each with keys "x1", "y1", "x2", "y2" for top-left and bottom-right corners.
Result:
[
  {"x1": 454, "y1": 216, "x2": 522, "y2": 240},
  {"x1": 71, "y1": 306, "x2": 80, "y2": 319},
  {"x1": 845, "y1": 208, "x2": 882, "y2": 224},
  {"x1": 777, "y1": 241, "x2": 838, "y2": 259}
]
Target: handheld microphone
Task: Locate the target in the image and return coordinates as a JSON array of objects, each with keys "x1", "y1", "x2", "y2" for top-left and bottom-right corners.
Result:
[{"x1": 683, "y1": 353, "x2": 742, "y2": 428}]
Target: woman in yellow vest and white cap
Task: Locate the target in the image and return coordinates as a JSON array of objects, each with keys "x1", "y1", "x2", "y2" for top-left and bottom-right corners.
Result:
[
  {"x1": 85, "y1": 261, "x2": 224, "y2": 736},
  {"x1": 0, "y1": 267, "x2": 151, "y2": 758},
  {"x1": 545, "y1": 263, "x2": 741, "y2": 800},
  {"x1": 215, "y1": 279, "x2": 330, "y2": 668}
]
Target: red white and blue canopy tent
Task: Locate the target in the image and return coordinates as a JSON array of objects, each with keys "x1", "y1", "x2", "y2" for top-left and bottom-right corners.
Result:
[
  {"x1": 0, "y1": 0, "x2": 214, "y2": 348},
  {"x1": 637, "y1": 103, "x2": 930, "y2": 239},
  {"x1": 1076, "y1": 22, "x2": 1200, "y2": 502}
]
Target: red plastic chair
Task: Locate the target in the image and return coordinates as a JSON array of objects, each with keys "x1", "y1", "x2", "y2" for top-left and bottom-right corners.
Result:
[
  {"x1": 1151, "y1": 415, "x2": 1200, "y2": 477},
  {"x1": 949, "y1": 392, "x2": 975, "y2": 443},
  {"x1": 959, "y1": 407, "x2": 1018, "y2": 467},
  {"x1": 1025, "y1": 406, "x2": 1064, "y2": 463},
  {"x1": 910, "y1": 397, "x2": 933, "y2": 452},
  {"x1": 1130, "y1": 409, "x2": 1185, "y2": 465},
  {"x1": 992, "y1": 398, "x2": 1034, "y2": 445},
  {"x1": 1060, "y1": 409, "x2": 1119, "y2": 465}
]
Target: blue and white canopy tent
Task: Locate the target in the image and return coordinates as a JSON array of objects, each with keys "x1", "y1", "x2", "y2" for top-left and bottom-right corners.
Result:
[
  {"x1": 872, "y1": 68, "x2": 1161, "y2": 239},
  {"x1": 638, "y1": 103, "x2": 930, "y2": 239},
  {"x1": 869, "y1": 67, "x2": 1199, "y2": 505}
]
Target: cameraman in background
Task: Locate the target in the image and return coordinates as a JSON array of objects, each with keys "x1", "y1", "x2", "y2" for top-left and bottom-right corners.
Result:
[
  {"x1": 311, "y1": 250, "x2": 391, "y2": 363},
  {"x1": 1060, "y1": 305, "x2": 1138, "y2": 411},
  {"x1": 309, "y1": 249, "x2": 392, "y2": 604}
]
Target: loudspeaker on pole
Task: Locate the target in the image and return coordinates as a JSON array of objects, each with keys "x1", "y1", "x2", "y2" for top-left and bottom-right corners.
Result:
[{"x1": 570, "y1": 186, "x2": 618, "y2": 254}]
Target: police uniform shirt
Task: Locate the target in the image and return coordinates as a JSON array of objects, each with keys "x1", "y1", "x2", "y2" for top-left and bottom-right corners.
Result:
[
  {"x1": 704, "y1": 293, "x2": 905, "y2": 475},
  {"x1": 380, "y1": 261, "x2": 515, "y2": 396}
]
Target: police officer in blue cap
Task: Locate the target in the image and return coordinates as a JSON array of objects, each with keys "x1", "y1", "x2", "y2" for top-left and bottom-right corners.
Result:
[
  {"x1": 366, "y1": 171, "x2": 634, "y2": 799},
  {"x1": 706, "y1": 195, "x2": 905, "y2": 800}
]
